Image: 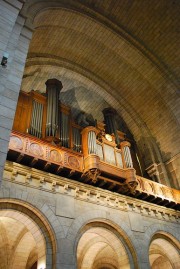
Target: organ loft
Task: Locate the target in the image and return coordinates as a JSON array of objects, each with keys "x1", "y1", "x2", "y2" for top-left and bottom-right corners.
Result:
[
  {"x1": 0, "y1": 1, "x2": 180, "y2": 269},
  {"x1": 8, "y1": 78, "x2": 180, "y2": 207}
]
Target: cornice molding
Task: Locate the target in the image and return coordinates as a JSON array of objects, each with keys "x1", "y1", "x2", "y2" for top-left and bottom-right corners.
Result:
[{"x1": 3, "y1": 161, "x2": 180, "y2": 223}]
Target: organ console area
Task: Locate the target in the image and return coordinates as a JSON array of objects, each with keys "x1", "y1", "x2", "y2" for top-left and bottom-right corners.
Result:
[{"x1": 8, "y1": 79, "x2": 180, "y2": 209}]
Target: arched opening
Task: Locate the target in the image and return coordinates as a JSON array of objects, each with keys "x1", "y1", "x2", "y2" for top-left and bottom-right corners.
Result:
[
  {"x1": 77, "y1": 222, "x2": 136, "y2": 269},
  {"x1": 0, "y1": 200, "x2": 57, "y2": 269},
  {"x1": 149, "y1": 232, "x2": 180, "y2": 269},
  {"x1": 0, "y1": 211, "x2": 46, "y2": 269}
]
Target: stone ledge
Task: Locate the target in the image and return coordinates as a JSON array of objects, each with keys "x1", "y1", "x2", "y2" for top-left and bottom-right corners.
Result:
[{"x1": 3, "y1": 161, "x2": 180, "y2": 223}]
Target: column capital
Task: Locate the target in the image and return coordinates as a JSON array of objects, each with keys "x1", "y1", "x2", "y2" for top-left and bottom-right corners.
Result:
[{"x1": 45, "y1": 79, "x2": 63, "y2": 91}]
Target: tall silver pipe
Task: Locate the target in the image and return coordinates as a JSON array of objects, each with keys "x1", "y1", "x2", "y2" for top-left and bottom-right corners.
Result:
[
  {"x1": 45, "y1": 79, "x2": 63, "y2": 137},
  {"x1": 39, "y1": 103, "x2": 43, "y2": 138},
  {"x1": 102, "y1": 108, "x2": 120, "y2": 146},
  {"x1": 30, "y1": 100, "x2": 35, "y2": 135},
  {"x1": 34, "y1": 101, "x2": 38, "y2": 136},
  {"x1": 88, "y1": 131, "x2": 96, "y2": 154},
  {"x1": 37, "y1": 102, "x2": 40, "y2": 137}
]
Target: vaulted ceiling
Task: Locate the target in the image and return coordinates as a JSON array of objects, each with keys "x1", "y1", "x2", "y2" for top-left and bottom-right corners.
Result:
[{"x1": 20, "y1": 0, "x2": 180, "y2": 165}]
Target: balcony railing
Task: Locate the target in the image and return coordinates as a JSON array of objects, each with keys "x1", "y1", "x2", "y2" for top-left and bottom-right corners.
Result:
[{"x1": 7, "y1": 130, "x2": 180, "y2": 210}]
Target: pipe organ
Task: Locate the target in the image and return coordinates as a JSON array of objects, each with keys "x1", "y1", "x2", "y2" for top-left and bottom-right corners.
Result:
[
  {"x1": 11, "y1": 79, "x2": 137, "y2": 193},
  {"x1": 9, "y1": 79, "x2": 180, "y2": 208}
]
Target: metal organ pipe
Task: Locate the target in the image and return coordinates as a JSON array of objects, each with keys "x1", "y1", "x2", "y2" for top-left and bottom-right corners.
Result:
[
  {"x1": 73, "y1": 127, "x2": 81, "y2": 152},
  {"x1": 102, "y1": 108, "x2": 120, "y2": 146},
  {"x1": 45, "y1": 79, "x2": 63, "y2": 138},
  {"x1": 88, "y1": 131, "x2": 97, "y2": 154},
  {"x1": 60, "y1": 113, "x2": 69, "y2": 147},
  {"x1": 34, "y1": 101, "x2": 38, "y2": 136},
  {"x1": 37, "y1": 102, "x2": 40, "y2": 137},
  {"x1": 30, "y1": 100, "x2": 44, "y2": 138},
  {"x1": 123, "y1": 146, "x2": 133, "y2": 168},
  {"x1": 127, "y1": 146, "x2": 133, "y2": 168},
  {"x1": 39, "y1": 103, "x2": 43, "y2": 138}
]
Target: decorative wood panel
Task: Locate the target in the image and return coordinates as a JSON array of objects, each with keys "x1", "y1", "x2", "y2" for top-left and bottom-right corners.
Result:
[
  {"x1": 8, "y1": 131, "x2": 180, "y2": 208},
  {"x1": 9, "y1": 131, "x2": 83, "y2": 172}
]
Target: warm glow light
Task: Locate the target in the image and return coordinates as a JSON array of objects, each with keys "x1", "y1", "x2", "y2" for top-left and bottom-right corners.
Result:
[
  {"x1": 38, "y1": 264, "x2": 45, "y2": 269},
  {"x1": 37, "y1": 256, "x2": 46, "y2": 269}
]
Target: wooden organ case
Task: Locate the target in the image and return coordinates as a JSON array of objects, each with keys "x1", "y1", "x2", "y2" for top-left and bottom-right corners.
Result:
[
  {"x1": 10, "y1": 79, "x2": 137, "y2": 194},
  {"x1": 8, "y1": 79, "x2": 180, "y2": 209}
]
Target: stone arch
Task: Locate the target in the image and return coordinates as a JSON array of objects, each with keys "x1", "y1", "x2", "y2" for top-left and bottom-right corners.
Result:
[
  {"x1": 145, "y1": 223, "x2": 180, "y2": 244},
  {"x1": 65, "y1": 209, "x2": 139, "y2": 268},
  {"x1": 143, "y1": 223, "x2": 180, "y2": 269},
  {"x1": 149, "y1": 232, "x2": 180, "y2": 269},
  {"x1": 0, "y1": 198, "x2": 57, "y2": 269},
  {"x1": 19, "y1": 4, "x2": 180, "y2": 185},
  {"x1": 76, "y1": 222, "x2": 134, "y2": 269}
]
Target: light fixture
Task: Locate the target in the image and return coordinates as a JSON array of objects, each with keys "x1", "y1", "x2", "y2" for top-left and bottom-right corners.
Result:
[{"x1": 1, "y1": 52, "x2": 9, "y2": 68}]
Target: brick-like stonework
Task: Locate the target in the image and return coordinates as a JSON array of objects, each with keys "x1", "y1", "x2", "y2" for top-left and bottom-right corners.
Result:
[
  {"x1": 0, "y1": 1, "x2": 33, "y2": 180},
  {"x1": 1, "y1": 161, "x2": 180, "y2": 268},
  {"x1": 0, "y1": 1, "x2": 179, "y2": 268}
]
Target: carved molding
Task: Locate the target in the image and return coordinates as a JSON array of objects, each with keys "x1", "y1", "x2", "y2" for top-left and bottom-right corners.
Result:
[
  {"x1": 83, "y1": 168, "x2": 101, "y2": 184},
  {"x1": 8, "y1": 131, "x2": 180, "y2": 207},
  {"x1": 9, "y1": 131, "x2": 83, "y2": 171},
  {"x1": 3, "y1": 161, "x2": 180, "y2": 223}
]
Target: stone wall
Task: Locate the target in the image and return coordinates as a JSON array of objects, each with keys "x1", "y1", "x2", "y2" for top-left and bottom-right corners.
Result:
[
  {"x1": 1, "y1": 161, "x2": 179, "y2": 269},
  {"x1": 0, "y1": 0, "x2": 32, "y2": 180},
  {"x1": 0, "y1": 0, "x2": 179, "y2": 187}
]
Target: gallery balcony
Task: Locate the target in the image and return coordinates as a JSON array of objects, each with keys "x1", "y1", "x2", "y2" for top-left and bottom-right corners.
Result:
[{"x1": 7, "y1": 130, "x2": 180, "y2": 210}]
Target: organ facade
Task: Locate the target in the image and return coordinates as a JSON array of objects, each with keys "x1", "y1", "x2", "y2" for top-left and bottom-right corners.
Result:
[
  {"x1": 8, "y1": 79, "x2": 180, "y2": 209},
  {"x1": 0, "y1": 1, "x2": 179, "y2": 269}
]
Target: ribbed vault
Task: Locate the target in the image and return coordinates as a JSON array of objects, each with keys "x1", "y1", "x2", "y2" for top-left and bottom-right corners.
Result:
[
  {"x1": 22, "y1": 6, "x2": 180, "y2": 155},
  {"x1": 77, "y1": 227, "x2": 130, "y2": 269},
  {"x1": 149, "y1": 233, "x2": 180, "y2": 269},
  {"x1": 0, "y1": 211, "x2": 46, "y2": 269}
]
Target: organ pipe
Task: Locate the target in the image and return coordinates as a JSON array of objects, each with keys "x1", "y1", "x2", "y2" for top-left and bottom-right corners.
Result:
[
  {"x1": 120, "y1": 141, "x2": 133, "y2": 168},
  {"x1": 73, "y1": 127, "x2": 81, "y2": 152},
  {"x1": 125, "y1": 146, "x2": 133, "y2": 168},
  {"x1": 60, "y1": 112, "x2": 69, "y2": 147},
  {"x1": 30, "y1": 100, "x2": 43, "y2": 138},
  {"x1": 45, "y1": 79, "x2": 63, "y2": 138},
  {"x1": 88, "y1": 131, "x2": 97, "y2": 154},
  {"x1": 102, "y1": 108, "x2": 120, "y2": 146}
]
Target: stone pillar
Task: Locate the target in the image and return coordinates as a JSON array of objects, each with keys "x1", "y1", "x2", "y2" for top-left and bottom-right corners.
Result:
[
  {"x1": 0, "y1": 1, "x2": 33, "y2": 181},
  {"x1": 165, "y1": 154, "x2": 180, "y2": 189},
  {"x1": 146, "y1": 162, "x2": 171, "y2": 187},
  {"x1": 137, "y1": 137, "x2": 170, "y2": 187},
  {"x1": 102, "y1": 108, "x2": 120, "y2": 146}
]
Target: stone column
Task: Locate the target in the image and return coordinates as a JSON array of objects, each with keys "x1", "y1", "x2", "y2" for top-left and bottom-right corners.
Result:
[
  {"x1": 0, "y1": 1, "x2": 33, "y2": 181},
  {"x1": 165, "y1": 154, "x2": 180, "y2": 189}
]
